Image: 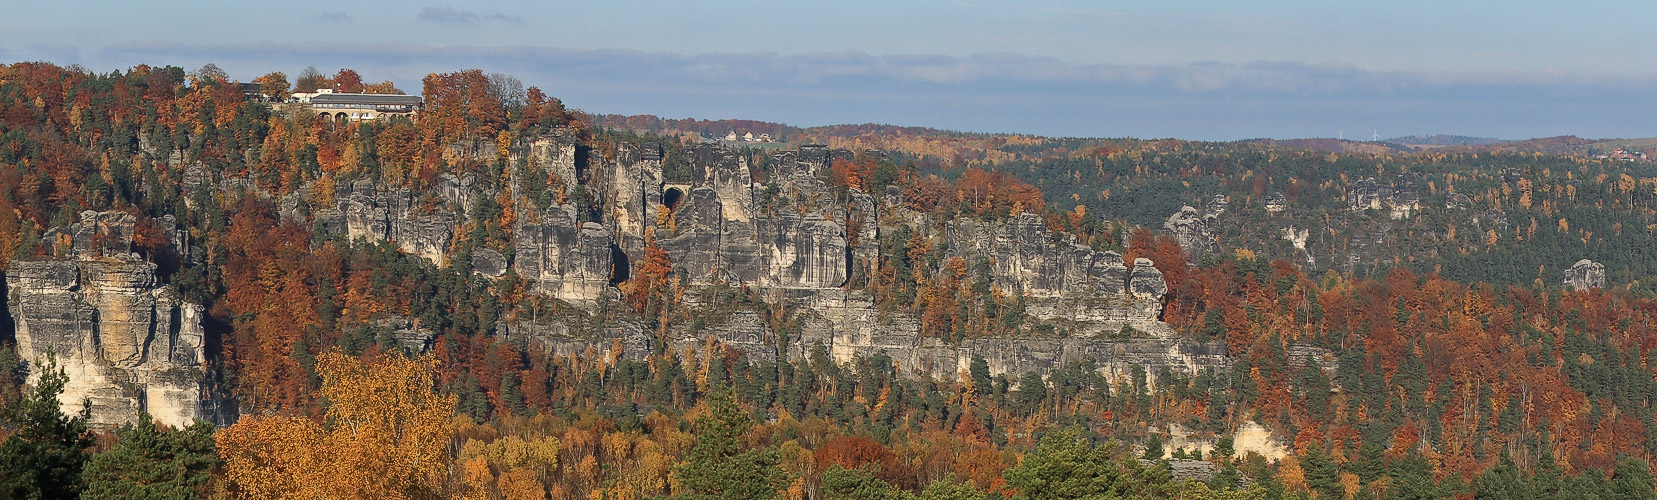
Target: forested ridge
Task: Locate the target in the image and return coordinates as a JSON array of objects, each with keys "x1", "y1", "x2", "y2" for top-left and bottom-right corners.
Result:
[{"x1": 1, "y1": 61, "x2": 1657, "y2": 500}]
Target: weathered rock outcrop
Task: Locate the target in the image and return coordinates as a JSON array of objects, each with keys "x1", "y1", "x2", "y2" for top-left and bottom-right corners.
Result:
[
  {"x1": 670, "y1": 310, "x2": 777, "y2": 363},
  {"x1": 771, "y1": 288, "x2": 1221, "y2": 384},
  {"x1": 512, "y1": 140, "x2": 1207, "y2": 383},
  {"x1": 495, "y1": 318, "x2": 654, "y2": 361},
  {"x1": 602, "y1": 143, "x2": 663, "y2": 258},
  {"x1": 1347, "y1": 173, "x2": 1420, "y2": 219},
  {"x1": 942, "y1": 214, "x2": 1167, "y2": 334},
  {"x1": 289, "y1": 177, "x2": 459, "y2": 265},
  {"x1": 1165, "y1": 205, "x2": 1220, "y2": 260},
  {"x1": 471, "y1": 248, "x2": 508, "y2": 277},
  {"x1": 1563, "y1": 259, "x2": 1606, "y2": 291},
  {"x1": 656, "y1": 143, "x2": 855, "y2": 290},
  {"x1": 1263, "y1": 192, "x2": 1287, "y2": 213},
  {"x1": 514, "y1": 205, "x2": 618, "y2": 303},
  {"x1": 1445, "y1": 192, "x2": 1475, "y2": 210},
  {"x1": 258, "y1": 137, "x2": 1228, "y2": 390},
  {"x1": 1280, "y1": 226, "x2": 1315, "y2": 267},
  {"x1": 9, "y1": 211, "x2": 214, "y2": 428},
  {"x1": 509, "y1": 132, "x2": 581, "y2": 190},
  {"x1": 374, "y1": 316, "x2": 438, "y2": 354}
]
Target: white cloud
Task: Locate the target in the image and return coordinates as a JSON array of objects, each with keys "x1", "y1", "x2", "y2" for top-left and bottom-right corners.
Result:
[{"x1": 417, "y1": 7, "x2": 522, "y2": 25}]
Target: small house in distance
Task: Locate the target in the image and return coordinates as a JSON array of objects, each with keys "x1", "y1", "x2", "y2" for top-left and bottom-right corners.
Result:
[
  {"x1": 1594, "y1": 148, "x2": 1649, "y2": 162},
  {"x1": 290, "y1": 89, "x2": 422, "y2": 121}
]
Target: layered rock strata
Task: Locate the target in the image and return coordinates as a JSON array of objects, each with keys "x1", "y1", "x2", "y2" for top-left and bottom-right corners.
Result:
[{"x1": 9, "y1": 211, "x2": 212, "y2": 428}]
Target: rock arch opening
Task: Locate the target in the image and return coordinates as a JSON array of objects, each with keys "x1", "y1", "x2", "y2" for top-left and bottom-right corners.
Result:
[{"x1": 662, "y1": 187, "x2": 684, "y2": 211}]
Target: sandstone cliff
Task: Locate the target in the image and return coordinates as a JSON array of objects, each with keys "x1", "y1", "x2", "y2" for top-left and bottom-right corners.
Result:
[
  {"x1": 1346, "y1": 173, "x2": 1421, "y2": 219},
  {"x1": 17, "y1": 137, "x2": 1240, "y2": 426},
  {"x1": 9, "y1": 211, "x2": 217, "y2": 428},
  {"x1": 373, "y1": 136, "x2": 1220, "y2": 385},
  {"x1": 1164, "y1": 205, "x2": 1219, "y2": 261}
]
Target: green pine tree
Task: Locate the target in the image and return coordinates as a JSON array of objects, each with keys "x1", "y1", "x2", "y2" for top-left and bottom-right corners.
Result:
[
  {"x1": 1610, "y1": 457, "x2": 1657, "y2": 500},
  {"x1": 81, "y1": 414, "x2": 218, "y2": 499},
  {"x1": 1003, "y1": 427, "x2": 1125, "y2": 500},
  {"x1": 918, "y1": 475, "x2": 988, "y2": 500},
  {"x1": 0, "y1": 356, "x2": 95, "y2": 499},
  {"x1": 820, "y1": 465, "x2": 915, "y2": 500},
  {"x1": 667, "y1": 389, "x2": 788, "y2": 500}
]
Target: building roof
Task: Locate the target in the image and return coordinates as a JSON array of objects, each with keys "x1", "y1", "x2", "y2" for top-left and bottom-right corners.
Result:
[{"x1": 307, "y1": 93, "x2": 422, "y2": 106}]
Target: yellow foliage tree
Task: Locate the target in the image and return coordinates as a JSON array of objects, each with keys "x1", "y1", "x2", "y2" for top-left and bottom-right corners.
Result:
[
  {"x1": 455, "y1": 434, "x2": 561, "y2": 500},
  {"x1": 217, "y1": 353, "x2": 459, "y2": 499}
]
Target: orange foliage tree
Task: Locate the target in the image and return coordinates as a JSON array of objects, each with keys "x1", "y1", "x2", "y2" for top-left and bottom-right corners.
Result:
[{"x1": 953, "y1": 169, "x2": 1044, "y2": 217}]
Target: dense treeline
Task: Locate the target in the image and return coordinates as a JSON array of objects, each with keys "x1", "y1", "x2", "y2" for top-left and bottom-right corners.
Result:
[
  {"x1": 2, "y1": 61, "x2": 1657, "y2": 499},
  {"x1": 978, "y1": 144, "x2": 1657, "y2": 292}
]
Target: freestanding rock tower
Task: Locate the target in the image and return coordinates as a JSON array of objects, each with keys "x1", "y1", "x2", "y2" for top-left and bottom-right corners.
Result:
[{"x1": 8, "y1": 211, "x2": 213, "y2": 428}]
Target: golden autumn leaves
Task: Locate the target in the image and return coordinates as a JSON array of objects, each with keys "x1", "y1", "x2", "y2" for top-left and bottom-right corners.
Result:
[{"x1": 217, "y1": 353, "x2": 458, "y2": 499}]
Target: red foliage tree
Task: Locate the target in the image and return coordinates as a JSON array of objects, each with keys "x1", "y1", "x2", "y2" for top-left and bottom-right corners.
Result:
[
  {"x1": 815, "y1": 435, "x2": 913, "y2": 489},
  {"x1": 332, "y1": 68, "x2": 364, "y2": 93}
]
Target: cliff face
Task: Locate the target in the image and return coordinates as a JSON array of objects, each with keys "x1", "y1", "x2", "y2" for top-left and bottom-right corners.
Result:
[
  {"x1": 375, "y1": 136, "x2": 1221, "y2": 384},
  {"x1": 652, "y1": 144, "x2": 855, "y2": 290},
  {"x1": 9, "y1": 211, "x2": 215, "y2": 428},
  {"x1": 334, "y1": 176, "x2": 460, "y2": 265},
  {"x1": 514, "y1": 207, "x2": 617, "y2": 304},
  {"x1": 1347, "y1": 174, "x2": 1421, "y2": 219},
  {"x1": 20, "y1": 138, "x2": 1235, "y2": 422},
  {"x1": 785, "y1": 287, "x2": 1225, "y2": 384}
]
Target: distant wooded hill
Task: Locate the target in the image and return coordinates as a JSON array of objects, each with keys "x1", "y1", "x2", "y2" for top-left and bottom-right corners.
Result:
[{"x1": 1385, "y1": 134, "x2": 1508, "y2": 146}]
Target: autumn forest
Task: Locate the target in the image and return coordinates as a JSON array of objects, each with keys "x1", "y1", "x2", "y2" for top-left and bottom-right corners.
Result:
[{"x1": 3, "y1": 61, "x2": 1657, "y2": 500}]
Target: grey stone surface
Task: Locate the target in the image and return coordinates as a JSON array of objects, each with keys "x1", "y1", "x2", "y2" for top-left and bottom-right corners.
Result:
[
  {"x1": 509, "y1": 131, "x2": 581, "y2": 190},
  {"x1": 513, "y1": 206, "x2": 616, "y2": 303},
  {"x1": 1445, "y1": 192, "x2": 1475, "y2": 210},
  {"x1": 1164, "y1": 205, "x2": 1219, "y2": 260},
  {"x1": 42, "y1": 210, "x2": 138, "y2": 260},
  {"x1": 10, "y1": 211, "x2": 213, "y2": 429},
  {"x1": 1263, "y1": 192, "x2": 1287, "y2": 213},
  {"x1": 670, "y1": 311, "x2": 777, "y2": 362},
  {"x1": 331, "y1": 177, "x2": 456, "y2": 265},
  {"x1": 375, "y1": 316, "x2": 438, "y2": 353},
  {"x1": 471, "y1": 248, "x2": 508, "y2": 277},
  {"x1": 497, "y1": 318, "x2": 653, "y2": 361},
  {"x1": 1347, "y1": 173, "x2": 1421, "y2": 219},
  {"x1": 1563, "y1": 259, "x2": 1606, "y2": 291},
  {"x1": 141, "y1": 138, "x2": 1240, "y2": 407},
  {"x1": 603, "y1": 142, "x2": 664, "y2": 259}
]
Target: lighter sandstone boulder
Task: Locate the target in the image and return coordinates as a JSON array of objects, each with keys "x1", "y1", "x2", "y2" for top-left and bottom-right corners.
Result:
[{"x1": 1563, "y1": 259, "x2": 1606, "y2": 291}]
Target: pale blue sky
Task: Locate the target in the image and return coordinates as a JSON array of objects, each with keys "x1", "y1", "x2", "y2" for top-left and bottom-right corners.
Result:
[{"x1": 5, "y1": 1, "x2": 1655, "y2": 140}]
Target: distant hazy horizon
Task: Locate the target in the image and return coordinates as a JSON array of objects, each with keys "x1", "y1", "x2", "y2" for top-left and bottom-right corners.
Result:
[{"x1": 8, "y1": 1, "x2": 1655, "y2": 141}]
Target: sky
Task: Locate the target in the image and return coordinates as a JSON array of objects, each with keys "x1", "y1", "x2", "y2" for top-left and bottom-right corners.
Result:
[{"x1": 4, "y1": 1, "x2": 1656, "y2": 140}]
